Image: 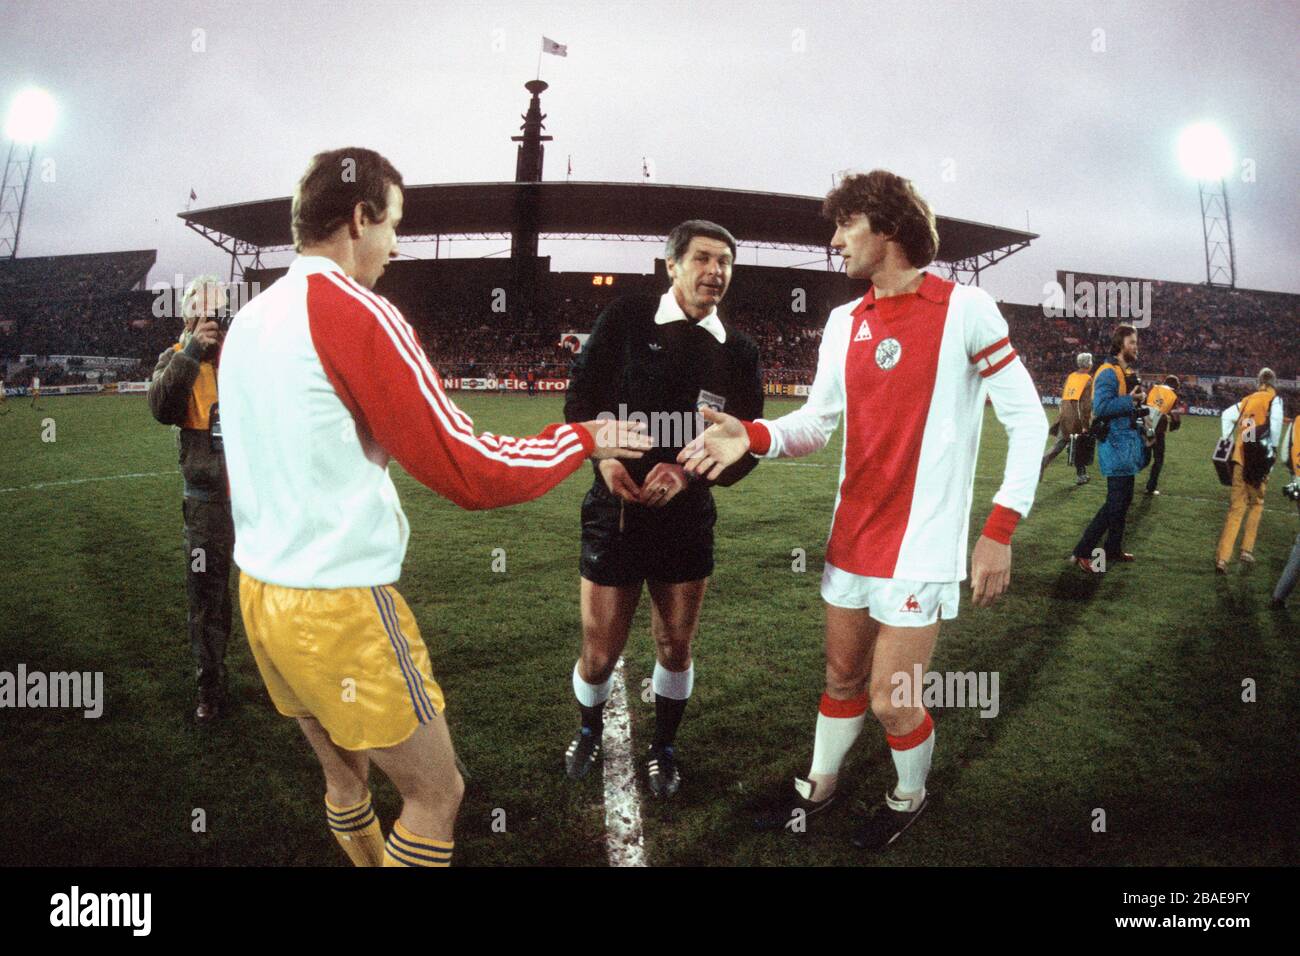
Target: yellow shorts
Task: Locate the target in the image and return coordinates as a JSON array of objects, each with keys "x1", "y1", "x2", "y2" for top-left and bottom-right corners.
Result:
[{"x1": 239, "y1": 572, "x2": 445, "y2": 751}]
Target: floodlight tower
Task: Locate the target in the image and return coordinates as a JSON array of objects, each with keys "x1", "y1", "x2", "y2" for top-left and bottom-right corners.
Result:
[
  {"x1": 1, "y1": 88, "x2": 58, "y2": 259},
  {"x1": 1177, "y1": 122, "x2": 1237, "y2": 288}
]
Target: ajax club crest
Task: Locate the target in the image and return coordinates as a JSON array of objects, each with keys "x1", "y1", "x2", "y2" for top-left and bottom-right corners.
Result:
[{"x1": 875, "y1": 338, "x2": 902, "y2": 370}]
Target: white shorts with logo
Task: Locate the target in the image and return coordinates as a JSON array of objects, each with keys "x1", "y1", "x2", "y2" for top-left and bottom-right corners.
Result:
[{"x1": 821, "y1": 561, "x2": 959, "y2": 628}]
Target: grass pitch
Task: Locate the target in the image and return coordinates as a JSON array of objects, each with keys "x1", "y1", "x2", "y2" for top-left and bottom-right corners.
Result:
[{"x1": 0, "y1": 394, "x2": 1295, "y2": 866}]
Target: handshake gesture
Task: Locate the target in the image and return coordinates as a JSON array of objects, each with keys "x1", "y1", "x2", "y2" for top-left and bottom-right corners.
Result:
[
  {"x1": 581, "y1": 418, "x2": 690, "y2": 504},
  {"x1": 578, "y1": 418, "x2": 654, "y2": 461},
  {"x1": 583, "y1": 408, "x2": 752, "y2": 506},
  {"x1": 676, "y1": 406, "x2": 750, "y2": 481}
]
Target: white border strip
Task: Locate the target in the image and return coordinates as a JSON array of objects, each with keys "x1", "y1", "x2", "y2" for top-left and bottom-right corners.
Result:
[{"x1": 601, "y1": 657, "x2": 646, "y2": 867}]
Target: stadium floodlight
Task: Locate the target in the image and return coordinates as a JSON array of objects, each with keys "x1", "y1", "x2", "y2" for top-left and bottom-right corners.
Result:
[
  {"x1": 1176, "y1": 122, "x2": 1237, "y2": 288},
  {"x1": 1176, "y1": 122, "x2": 1234, "y2": 181},
  {"x1": 4, "y1": 87, "x2": 58, "y2": 144},
  {"x1": 1, "y1": 87, "x2": 58, "y2": 258}
]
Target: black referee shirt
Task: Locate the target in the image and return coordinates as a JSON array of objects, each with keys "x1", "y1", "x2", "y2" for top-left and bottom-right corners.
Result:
[{"x1": 564, "y1": 292, "x2": 765, "y2": 502}]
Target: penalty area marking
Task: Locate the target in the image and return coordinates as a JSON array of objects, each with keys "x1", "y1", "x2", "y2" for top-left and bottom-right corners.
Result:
[
  {"x1": 0, "y1": 470, "x2": 177, "y2": 494},
  {"x1": 601, "y1": 657, "x2": 647, "y2": 867}
]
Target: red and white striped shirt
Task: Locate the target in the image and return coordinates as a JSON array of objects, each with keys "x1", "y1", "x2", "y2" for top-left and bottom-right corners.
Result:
[
  {"x1": 747, "y1": 272, "x2": 1047, "y2": 582},
  {"x1": 218, "y1": 255, "x2": 593, "y2": 589}
]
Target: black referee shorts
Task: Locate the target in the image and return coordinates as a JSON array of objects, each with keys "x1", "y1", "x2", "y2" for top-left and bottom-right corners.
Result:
[{"x1": 579, "y1": 482, "x2": 716, "y2": 587}]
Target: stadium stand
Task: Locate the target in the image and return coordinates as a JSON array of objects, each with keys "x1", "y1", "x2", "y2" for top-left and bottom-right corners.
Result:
[
  {"x1": 0, "y1": 250, "x2": 155, "y2": 306},
  {"x1": 2, "y1": 253, "x2": 1295, "y2": 411}
]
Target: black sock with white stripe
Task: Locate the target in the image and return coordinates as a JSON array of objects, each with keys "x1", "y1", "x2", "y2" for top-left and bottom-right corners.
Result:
[{"x1": 651, "y1": 661, "x2": 694, "y2": 748}]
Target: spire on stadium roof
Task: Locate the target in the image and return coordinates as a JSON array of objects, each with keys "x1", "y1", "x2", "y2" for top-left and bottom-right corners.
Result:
[{"x1": 512, "y1": 79, "x2": 553, "y2": 184}]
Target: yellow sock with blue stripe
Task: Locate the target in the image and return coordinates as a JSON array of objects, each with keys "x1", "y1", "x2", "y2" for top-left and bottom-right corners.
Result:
[
  {"x1": 383, "y1": 819, "x2": 454, "y2": 867},
  {"x1": 325, "y1": 792, "x2": 385, "y2": 867}
]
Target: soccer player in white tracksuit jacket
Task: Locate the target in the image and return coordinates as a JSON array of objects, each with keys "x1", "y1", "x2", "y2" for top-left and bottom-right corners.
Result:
[{"x1": 219, "y1": 148, "x2": 645, "y2": 867}]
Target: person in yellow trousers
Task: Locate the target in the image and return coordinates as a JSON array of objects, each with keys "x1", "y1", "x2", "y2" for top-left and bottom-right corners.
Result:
[{"x1": 1216, "y1": 368, "x2": 1283, "y2": 573}]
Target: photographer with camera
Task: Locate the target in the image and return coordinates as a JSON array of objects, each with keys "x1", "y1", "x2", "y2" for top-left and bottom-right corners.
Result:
[
  {"x1": 1271, "y1": 414, "x2": 1300, "y2": 608},
  {"x1": 148, "y1": 275, "x2": 235, "y2": 723},
  {"x1": 1040, "y1": 352, "x2": 1094, "y2": 486},
  {"x1": 1142, "y1": 375, "x2": 1182, "y2": 496},
  {"x1": 1215, "y1": 368, "x2": 1282, "y2": 574},
  {"x1": 1070, "y1": 325, "x2": 1147, "y2": 573}
]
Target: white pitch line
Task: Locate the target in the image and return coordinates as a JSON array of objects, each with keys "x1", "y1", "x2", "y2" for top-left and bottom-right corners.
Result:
[
  {"x1": 601, "y1": 657, "x2": 647, "y2": 868},
  {"x1": 0, "y1": 470, "x2": 176, "y2": 494}
]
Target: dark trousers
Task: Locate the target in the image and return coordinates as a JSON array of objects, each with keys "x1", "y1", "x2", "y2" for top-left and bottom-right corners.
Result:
[
  {"x1": 1274, "y1": 532, "x2": 1300, "y2": 603},
  {"x1": 1073, "y1": 475, "x2": 1135, "y2": 561},
  {"x1": 184, "y1": 497, "x2": 235, "y2": 689},
  {"x1": 1145, "y1": 432, "x2": 1166, "y2": 491},
  {"x1": 1043, "y1": 433, "x2": 1089, "y2": 477}
]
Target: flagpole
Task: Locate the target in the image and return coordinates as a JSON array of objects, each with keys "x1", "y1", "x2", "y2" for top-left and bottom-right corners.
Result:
[{"x1": 536, "y1": 48, "x2": 542, "y2": 80}]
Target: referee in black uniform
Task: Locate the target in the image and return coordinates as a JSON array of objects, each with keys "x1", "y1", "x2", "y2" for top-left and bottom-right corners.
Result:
[{"x1": 561, "y1": 220, "x2": 764, "y2": 797}]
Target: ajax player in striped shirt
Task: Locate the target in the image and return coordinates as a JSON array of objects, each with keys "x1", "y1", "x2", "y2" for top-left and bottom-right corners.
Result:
[
  {"x1": 220, "y1": 148, "x2": 647, "y2": 868},
  {"x1": 680, "y1": 170, "x2": 1048, "y2": 849}
]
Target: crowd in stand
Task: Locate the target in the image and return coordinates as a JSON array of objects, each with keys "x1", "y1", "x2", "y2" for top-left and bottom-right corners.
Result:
[
  {"x1": 0, "y1": 251, "x2": 154, "y2": 307},
  {"x1": 3, "y1": 261, "x2": 1296, "y2": 413},
  {"x1": 1004, "y1": 278, "x2": 1297, "y2": 382},
  {"x1": 3, "y1": 291, "x2": 171, "y2": 357}
]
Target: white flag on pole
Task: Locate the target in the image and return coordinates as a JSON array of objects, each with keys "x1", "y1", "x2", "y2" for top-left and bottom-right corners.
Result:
[{"x1": 542, "y1": 36, "x2": 568, "y2": 57}]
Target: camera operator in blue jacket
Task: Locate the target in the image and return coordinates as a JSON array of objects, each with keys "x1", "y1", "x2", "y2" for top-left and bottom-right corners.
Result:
[{"x1": 1071, "y1": 325, "x2": 1148, "y2": 573}]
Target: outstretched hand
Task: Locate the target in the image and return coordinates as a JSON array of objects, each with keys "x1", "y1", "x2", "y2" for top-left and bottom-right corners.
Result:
[
  {"x1": 581, "y1": 418, "x2": 653, "y2": 460},
  {"x1": 677, "y1": 407, "x2": 749, "y2": 481}
]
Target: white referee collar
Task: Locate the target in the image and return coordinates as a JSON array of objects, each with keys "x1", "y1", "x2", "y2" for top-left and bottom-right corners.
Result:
[{"x1": 655, "y1": 290, "x2": 726, "y2": 344}]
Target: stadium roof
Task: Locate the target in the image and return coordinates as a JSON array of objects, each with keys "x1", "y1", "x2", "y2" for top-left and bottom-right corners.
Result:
[{"x1": 180, "y1": 181, "x2": 1037, "y2": 274}]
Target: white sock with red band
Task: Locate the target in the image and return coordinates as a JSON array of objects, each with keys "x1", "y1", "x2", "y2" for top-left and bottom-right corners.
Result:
[
  {"x1": 886, "y1": 710, "x2": 935, "y2": 807},
  {"x1": 809, "y1": 690, "x2": 870, "y2": 778}
]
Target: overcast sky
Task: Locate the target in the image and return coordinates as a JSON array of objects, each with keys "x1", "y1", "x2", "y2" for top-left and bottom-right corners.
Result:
[{"x1": 2, "y1": 0, "x2": 1296, "y2": 304}]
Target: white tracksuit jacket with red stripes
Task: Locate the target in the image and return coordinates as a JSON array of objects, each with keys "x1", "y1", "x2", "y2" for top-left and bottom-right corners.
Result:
[
  {"x1": 218, "y1": 255, "x2": 594, "y2": 589},
  {"x1": 750, "y1": 272, "x2": 1048, "y2": 582}
]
